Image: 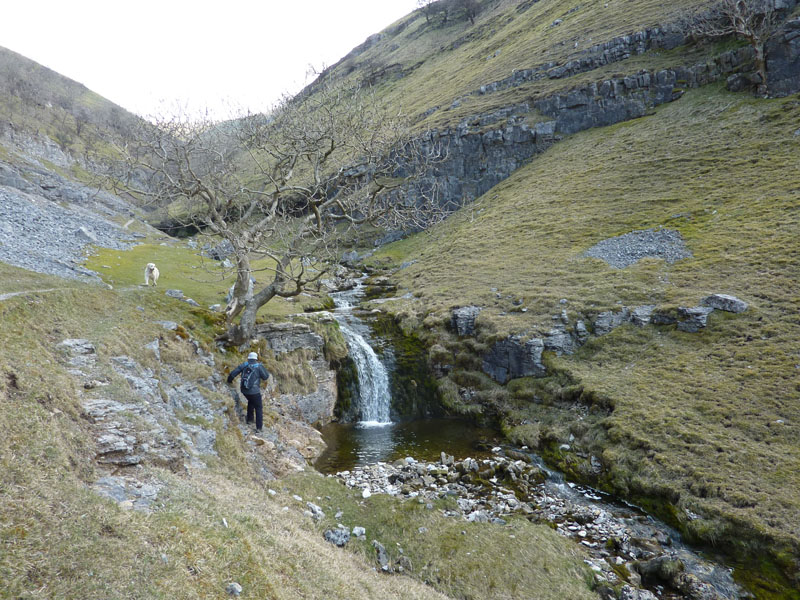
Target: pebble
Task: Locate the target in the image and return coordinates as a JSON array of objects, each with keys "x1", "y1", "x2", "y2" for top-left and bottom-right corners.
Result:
[
  {"x1": 331, "y1": 451, "x2": 740, "y2": 598},
  {"x1": 226, "y1": 582, "x2": 243, "y2": 596}
]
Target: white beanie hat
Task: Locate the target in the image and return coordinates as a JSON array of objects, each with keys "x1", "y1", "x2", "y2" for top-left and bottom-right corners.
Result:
[{"x1": 247, "y1": 352, "x2": 258, "y2": 360}]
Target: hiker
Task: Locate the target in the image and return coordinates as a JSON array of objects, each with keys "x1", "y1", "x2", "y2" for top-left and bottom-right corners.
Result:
[{"x1": 227, "y1": 352, "x2": 270, "y2": 433}]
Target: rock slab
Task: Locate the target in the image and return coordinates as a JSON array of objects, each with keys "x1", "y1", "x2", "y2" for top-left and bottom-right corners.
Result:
[{"x1": 702, "y1": 293, "x2": 748, "y2": 313}]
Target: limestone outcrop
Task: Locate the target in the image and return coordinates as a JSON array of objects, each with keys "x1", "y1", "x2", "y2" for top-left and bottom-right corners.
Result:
[
  {"x1": 254, "y1": 321, "x2": 337, "y2": 427},
  {"x1": 468, "y1": 293, "x2": 749, "y2": 383},
  {"x1": 766, "y1": 16, "x2": 800, "y2": 96}
]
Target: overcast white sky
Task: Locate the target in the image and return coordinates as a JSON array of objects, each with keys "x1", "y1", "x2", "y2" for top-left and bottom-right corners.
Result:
[{"x1": 2, "y1": 0, "x2": 420, "y2": 120}]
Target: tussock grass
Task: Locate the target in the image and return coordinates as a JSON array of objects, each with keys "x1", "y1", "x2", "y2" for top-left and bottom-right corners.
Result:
[{"x1": 372, "y1": 85, "x2": 800, "y2": 585}]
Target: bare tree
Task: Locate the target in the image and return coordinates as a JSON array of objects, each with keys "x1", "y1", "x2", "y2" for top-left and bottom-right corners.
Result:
[
  {"x1": 111, "y1": 80, "x2": 444, "y2": 346},
  {"x1": 686, "y1": 0, "x2": 779, "y2": 96},
  {"x1": 464, "y1": 0, "x2": 482, "y2": 25},
  {"x1": 418, "y1": 0, "x2": 482, "y2": 28},
  {"x1": 417, "y1": 0, "x2": 436, "y2": 24}
]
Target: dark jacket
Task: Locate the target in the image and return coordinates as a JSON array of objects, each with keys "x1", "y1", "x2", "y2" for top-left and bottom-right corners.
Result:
[{"x1": 227, "y1": 360, "x2": 270, "y2": 395}]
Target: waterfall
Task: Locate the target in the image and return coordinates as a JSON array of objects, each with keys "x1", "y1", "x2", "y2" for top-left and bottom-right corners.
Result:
[{"x1": 332, "y1": 281, "x2": 392, "y2": 426}]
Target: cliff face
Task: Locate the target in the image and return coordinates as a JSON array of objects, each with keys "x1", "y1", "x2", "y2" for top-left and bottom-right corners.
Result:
[
  {"x1": 418, "y1": 45, "x2": 755, "y2": 211},
  {"x1": 766, "y1": 15, "x2": 800, "y2": 95}
]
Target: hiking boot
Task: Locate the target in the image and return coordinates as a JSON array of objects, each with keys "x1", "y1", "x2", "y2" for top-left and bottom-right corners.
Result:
[{"x1": 256, "y1": 428, "x2": 263, "y2": 433}]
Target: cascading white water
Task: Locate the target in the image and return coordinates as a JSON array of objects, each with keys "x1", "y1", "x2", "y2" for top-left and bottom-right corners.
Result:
[{"x1": 332, "y1": 281, "x2": 392, "y2": 426}]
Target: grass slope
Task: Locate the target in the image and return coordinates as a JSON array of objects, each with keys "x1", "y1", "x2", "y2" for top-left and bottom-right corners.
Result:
[
  {"x1": 0, "y1": 259, "x2": 598, "y2": 599},
  {"x1": 327, "y1": 0, "x2": 711, "y2": 125},
  {"x1": 0, "y1": 45, "x2": 143, "y2": 188},
  {"x1": 371, "y1": 84, "x2": 800, "y2": 593}
]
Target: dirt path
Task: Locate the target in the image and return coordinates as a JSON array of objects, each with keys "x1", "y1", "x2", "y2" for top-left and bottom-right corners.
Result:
[
  {"x1": 0, "y1": 284, "x2": 148, "y2": 302},
  {"x1": 0, "y1": 288, "x2": 65, "y2": 301}
]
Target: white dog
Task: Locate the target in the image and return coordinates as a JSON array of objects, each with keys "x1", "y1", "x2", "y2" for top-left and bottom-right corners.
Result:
[{"x1": 144, "y1": 263, "x2": 160, "y2": 286}]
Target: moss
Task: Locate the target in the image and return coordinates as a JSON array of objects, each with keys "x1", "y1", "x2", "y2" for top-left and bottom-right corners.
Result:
[
  {"x1": 333, "y1": 355, "x2": 359, "y2": 421},
  {"x1": 369, "y1": 313, "x2": 445, "y2": 419},
  {"x1": 301, "y1": 295, "x2": 335, "y2": 312},
  {"x1": 307, "y1": 319, "x2": 349, "y2": 363}
]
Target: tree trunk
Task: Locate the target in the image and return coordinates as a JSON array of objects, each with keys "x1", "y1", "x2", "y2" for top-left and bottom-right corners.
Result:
[
  {"x1": 225, "y1": 253, "x2": 253, "y2": 321},
  {"x1": 753, "y1": 41, "x2": 768, "y2": 97},
  {"x1": 237, "y1": 300, "x2": 260, "y2": 344},
  {"x1": 220, "y1": 277, "x2": 280, "y2": 347}
]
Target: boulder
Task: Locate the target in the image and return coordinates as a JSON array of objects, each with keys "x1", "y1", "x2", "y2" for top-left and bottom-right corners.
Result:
[
  {"x1": 324, "y1": 527, "x2": 351, "y2": 547},
  {"x1": 165, "y1": 289, "x2": 184, "y2": 299},
  {"x1": 725, "y1": 73, "x2": 755, "y2": 93},
  {"x1": 341, "y1": 250, "x2": 359, "y2": 265},
  {"x1": 145, "y1": 339, "x2": 161, "y2": 362},
  {"x1": 676, "y1": 306, "x2": 714, "y2": 333},
  {"x1": 619, "y1": 586, "x2": 658, "y2": 600},
  {"x1": 702, "y1": 293, "x2": 747, "y2": 313},
  {"x1": 544, "y1": 328, "x2": 575, "y2": 355},
  {"x1": 634, "y1": 556, "x2": 684, "y2": 587},
  {"x1": 76, "y1": 226, "x2": 98, "y2": 243},
  {"x1": 372, "y1": 540, "x2": 391, "y2": 571},
  {"x1": 451, "y1": 305, "x2": 482, "y2": 336},
  {"x1": 225, "y1": 582, "x2": 243, "y2": 596},
  {"x1": 306, "y1": 502, "x2": 325, "y2": 521},
  {"x1": 593, "y1": 309, "x2": 631, "y2": 335},
  {"x1": 482, "y1": 336, "x2": 545, "y2": 383},
  {"x1": 204, "y1": 240, "x2": 234, "y2": 261},
  {"x1": 630, "y1": 305, "x2": 657, "y2": 327}
]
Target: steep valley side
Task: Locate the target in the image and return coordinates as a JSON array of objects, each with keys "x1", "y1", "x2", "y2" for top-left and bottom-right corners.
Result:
[{"x1": 366, "y1": 84, "x2": 800, "y2": 597}]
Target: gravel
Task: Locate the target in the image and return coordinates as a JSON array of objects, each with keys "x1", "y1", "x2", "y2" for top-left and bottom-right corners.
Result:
[
  {"x1": 0, "y1": 185, "x2": 136, "y2": 282},
  {"x1": 584, "y1": 228, "x2": 692, "y2": 268}
]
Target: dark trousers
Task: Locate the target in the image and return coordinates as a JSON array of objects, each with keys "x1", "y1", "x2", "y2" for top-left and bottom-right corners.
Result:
[{"x1": 243, "y1": 392, "x2": 263, "y2": 430}]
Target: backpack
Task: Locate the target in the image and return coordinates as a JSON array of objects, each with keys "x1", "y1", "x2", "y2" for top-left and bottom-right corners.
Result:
[{"x1": 242, "y1": 363, "x2": 261, "y2": 390}]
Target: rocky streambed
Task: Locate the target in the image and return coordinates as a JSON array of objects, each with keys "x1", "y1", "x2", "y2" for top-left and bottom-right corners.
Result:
[{"x1": 330, "y1": 449, "x2": 743, "y2": 600}]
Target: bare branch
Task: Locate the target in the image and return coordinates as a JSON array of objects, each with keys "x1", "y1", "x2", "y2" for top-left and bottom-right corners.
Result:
[{"x1": 684, "y1": 0, "x2": 781, "y2": 96}]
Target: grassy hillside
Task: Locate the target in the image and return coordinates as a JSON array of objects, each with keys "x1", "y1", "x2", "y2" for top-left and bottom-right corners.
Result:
[
  {"x1": 0, "y1": 45, "x2": 141, "y2": 184},
  {"x1": 323, "y1": 0, "x2": 712, "y2": 126},
  {"x1": 369, "y1": 84, "x2": 800, "y2": 595},
  {"x1": 0, "y1": 256, "x2": 598, "y2": 599}
]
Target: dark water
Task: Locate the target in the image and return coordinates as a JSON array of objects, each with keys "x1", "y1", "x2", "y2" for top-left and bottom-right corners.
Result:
[{"x1": 315, "y1": 418, "x2": 499, "y2": 474}]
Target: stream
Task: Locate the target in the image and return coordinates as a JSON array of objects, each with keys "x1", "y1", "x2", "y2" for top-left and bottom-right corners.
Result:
[{"x1": 316, "y1": 279, "x2": 745, "y2": 600}]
